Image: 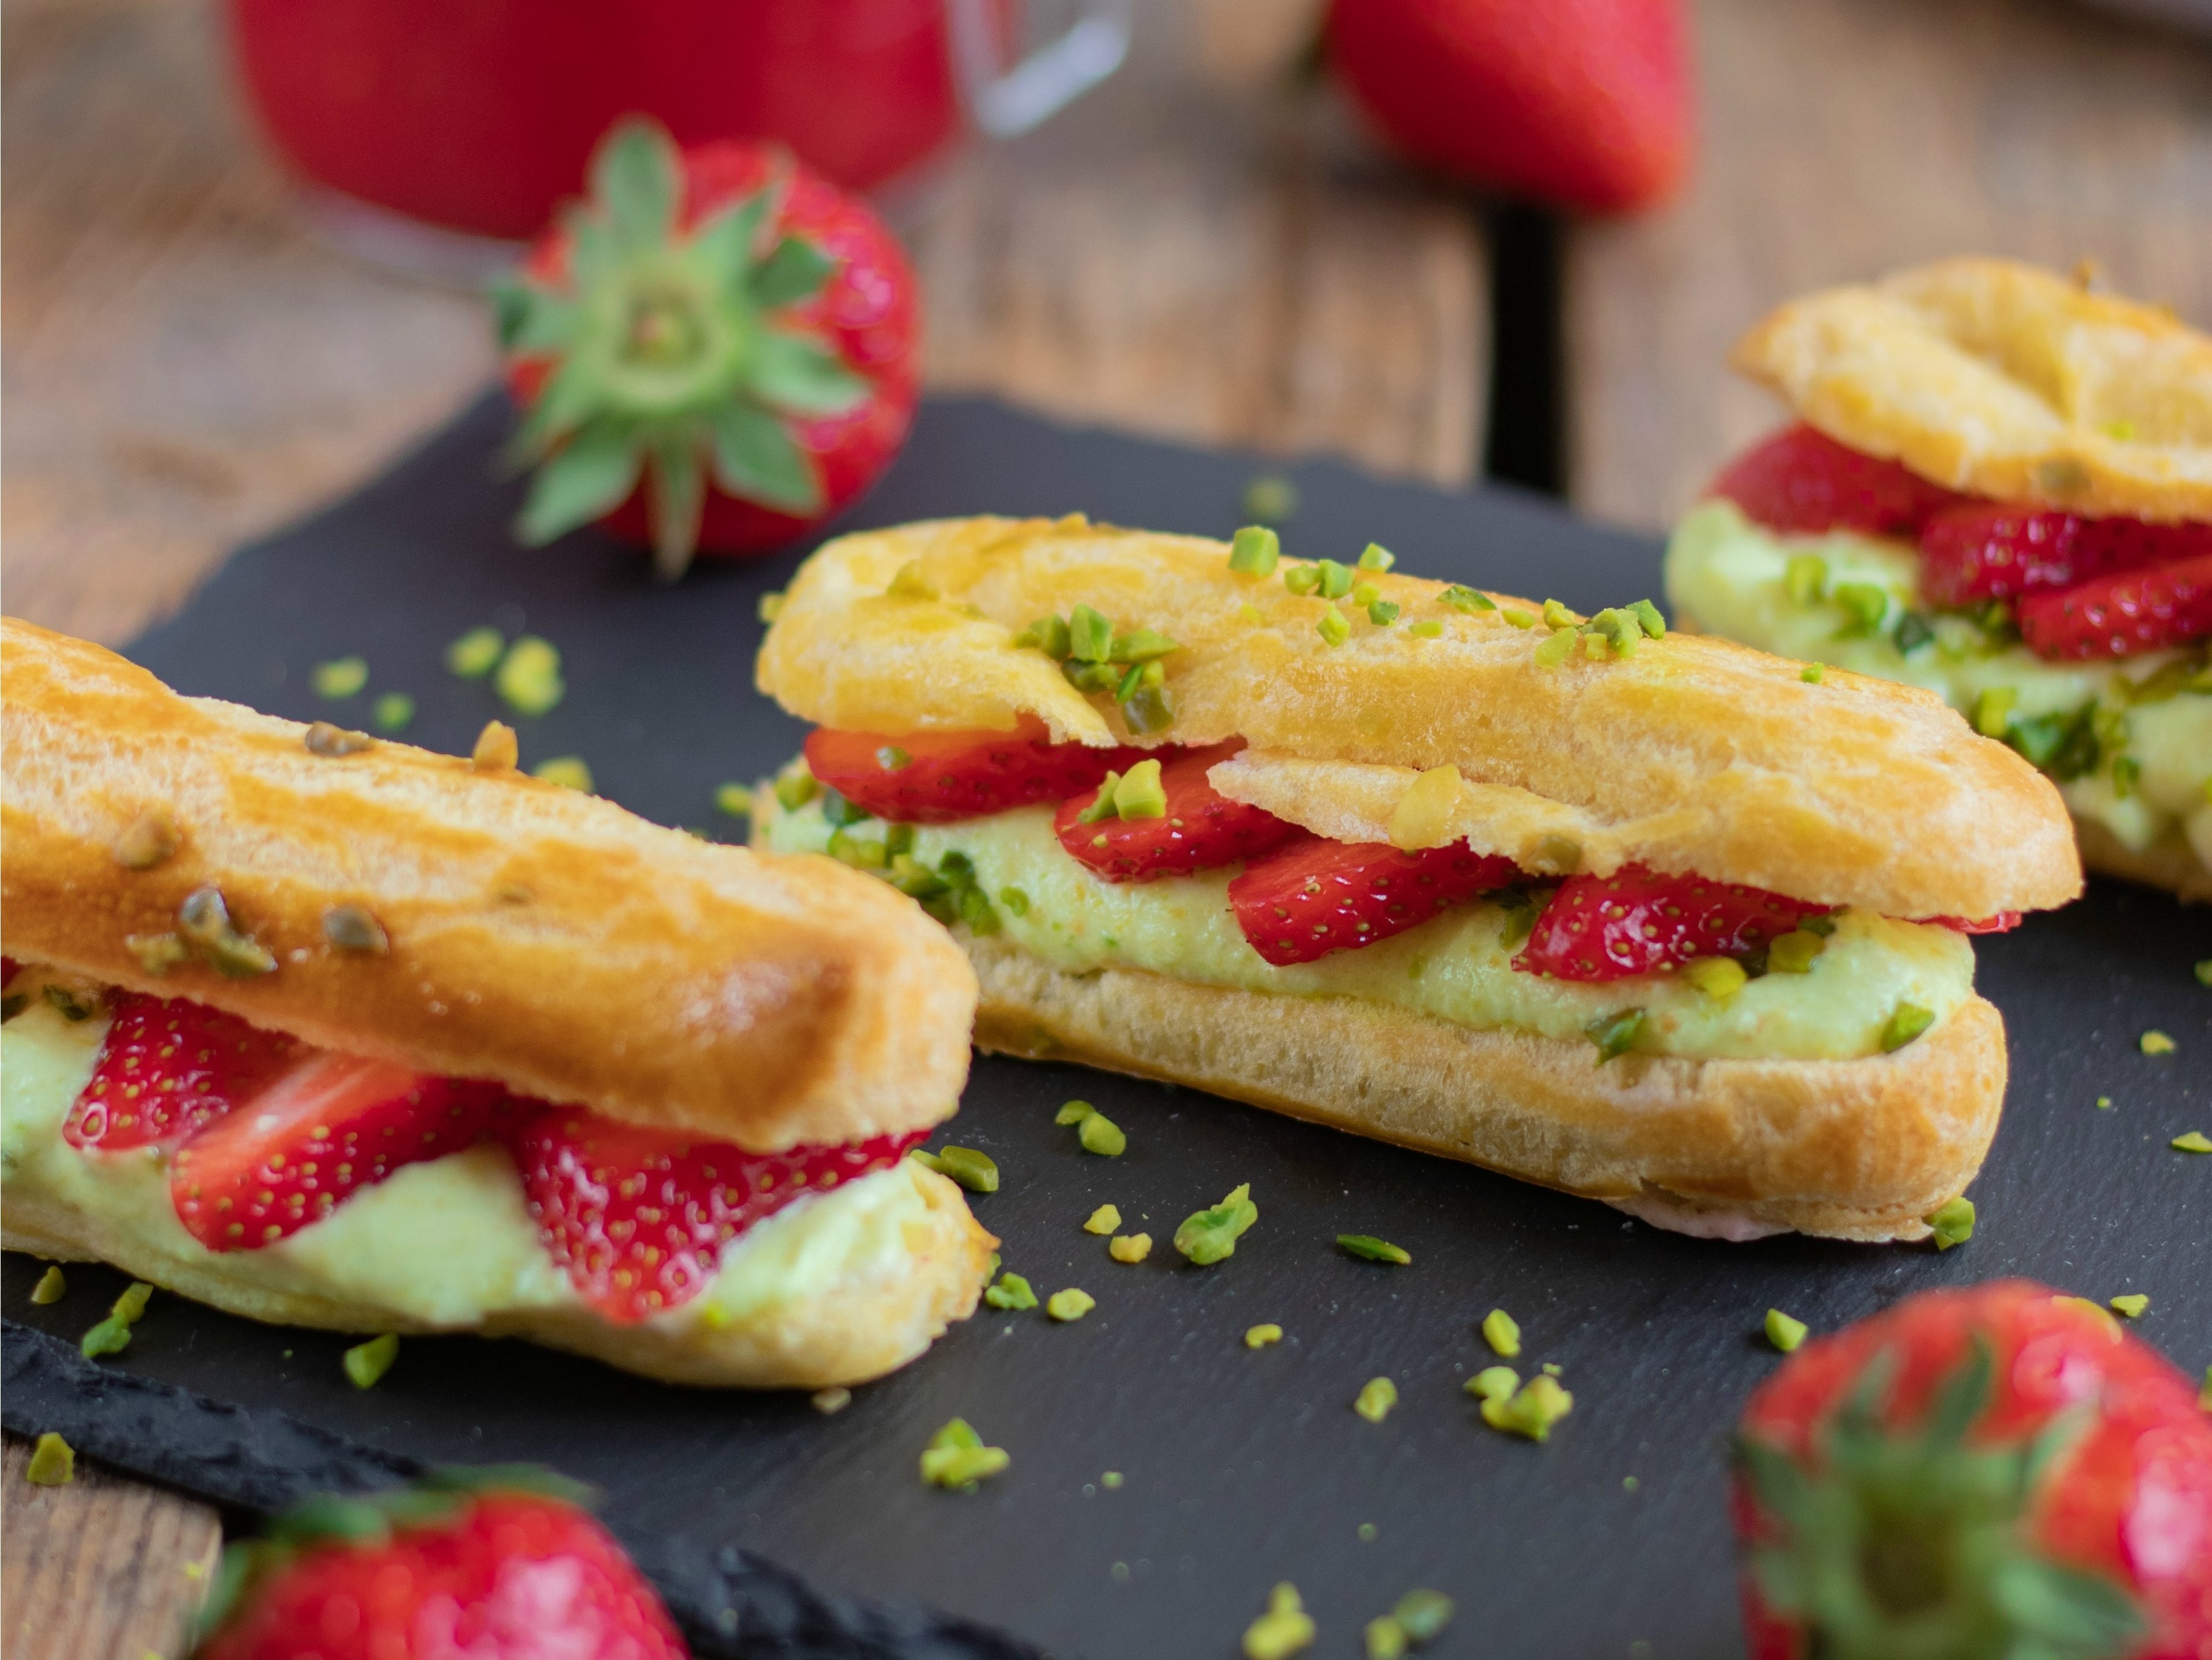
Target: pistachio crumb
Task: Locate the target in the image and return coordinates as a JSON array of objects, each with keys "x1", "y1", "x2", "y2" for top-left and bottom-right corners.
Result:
[
  {"x1": 1338, "y1": 1234, "x2": 1411, "y2": 1265},
  {"x1": 321, "y1": 905, "x2": 389, "y2": 954},
  {"x1": 2109, "y1": 1294, "x2": 2149, "y2": 1319},
  {"x1": 886, "y1": 561, "x2": 939, "y2": 600},
  {"x1": 1316, "y1": 605, "x2": 1351, "y2": 648},
  {"x1": 343, "y1": 1333, "x2": 400, "y2": 1389},
  {"x1": 1387, "y1": 764, "x2": 1462, "y2": 851},
  {"x1": 920, "y1": 1418, "x2": 1009, "y2": 1489},
  {"x1": 1408, "y1": 619, "x2": 1443, "y2": 638},
  {"x1": 1357, "y1": 1522, "x2": 1378, "y2": 1543},
  {"x1": 31, "y1": 1266, "x2": 66, "y2": 1304},
  {"x1": 112, "y1": 810, "x2": 181, "y2": 871},
  {"x1": 1243, "y1": 1584, "x2": 1316, "y2": 1660},
  {"x1": 758, "y1": 591, "x2": 786, "y2": 623},
  {"x1": 1476, "y1": 1371, "x2": 1573, "y2": 1442},
  {"x1": 311, "y1": 656, "x2": 369, "y2": 699},
  {"x1": 494, "y1": 636, "x2": 565, "y2": 717},
  {"x1": 1102, "y1": 1470, "x2": 1123, "y2": 1488},
  {"x1": 1532, "y1": 629, "x2": 1577, "y2": 668},
  {"x1": 1046, "y1": 1287, "x2": 1096, "y2": 1322},
  {"x1": 1357, "y1": 543, "x2": 1395, "y2": 571},
  {"x1": 531, "y1": 755, "x2": 596, "y2": 792},
  {"x1": 714, "y1": 783, "x2": 754, "y2": 819},
  {"x1": 24, "y1": 1432, "x2": 75, "y2": 1486},
  {"x1": 1230, "y1": 526, "x2": 1282, "y2": 576},
  {"x1": 2096, "y1": 1095, "x2": 2114, "y2": 1109},
  {"x1": 2171, "y1": 1131, "x2": 2211, "y2": 1154},
  {"x1": 1354, "y1": 1377, "x2": 1399, "y2": 1423},
  {"x1": 1926, "y1": 1196, "x2": 1976, "y2": 1249},
  {"x1": 1055, "y1": 1099, "x2": 1096, "y2": 1126},
  {"x1": 1109, "y1": 1234, "x2": 1152, "y2": 1264},
  {"x1": 176, "y1": 887, "x2": 276, "y2": 979},
  {"x1": 472, "y1": 720, "x2": 520, "y2": 771},
  {"x1": 1366, "y1": 1617, "x2": 1406, "y2": 1660},
  {"x1": 1084, "y1": 1203, "x2": 1123, "y2": 1235},
  {"x1": 1882, "y1": 1001, "x2": 1935, "y2": 1052},
  {"x1": 447, "y1": 627, "x2": 506, "y2": 678},
  {"x1": 1682, "y1": 956, "x2": 1748, "y2": 1000},
  {"x1": 1175, "y1": 1183, "x2": 1258, "y2": 1265},
  {"x1": 1585, "y1": 1007, "x2": 1645, "y2": 1062},
  {"x1": 1765, "y1": 1309, "x2": 1808, "y2": 1352},
  {"x1": 1801, "y1": 664, "x2": 1824, "y2": 684},
  {"x1": 125, "y1": 932, "x2": 189, "y2": 977},
  {"x1": 1767, "y1": 930, "x2": 1825, "y2": 974},
  {"x1": 983, "y1": 1272, "x2": 1037, "y2": 1311},
  {"x1": 1244, "y1": 475, "x2": 1298, "y2": 524},
  {"x1": 931, "y1": 1146, "x2": 1000, "y2": 1193},
  {"x1": 1502, "y1": 608, "x2": 1537, "y2": 629},
  {"x1": 2195, "y1": 959, "x2": 2211, "y2": 988},
  {"x1": 1077, "y1": 1111, "x2": 1127, "y2": 1157},
  {"x1": 2140, "y1": 1030, "x2": 2176, "y2": 1055},
  {"x1": 1389, "y1": 1589, "x2": 1453, "y2": 1648},
  {"x1": 1438, "y1": 584, "x2": 1494, "y2": 614},
  {"x1": 1481, "y1": 1309, "x2": 1521, "y2": 1358},
  {"x1": 79, "y1": 1281, "x2": 153, "y2": 1359},
  {"x1": 1245, "y1": 1323, "x2": 1283, "y2": 1349},
  {"x1": 809, "y1": 1386, "x2": 851, "y2": 1415}
]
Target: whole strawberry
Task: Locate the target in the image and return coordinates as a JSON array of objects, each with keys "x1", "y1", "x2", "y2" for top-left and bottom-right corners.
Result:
[
  {"x1": 1324, "y1": 0, "x2": 1694, "y2": 214},
  {"x1": 195, "y1": 1467, "x2": 688, "y2": 1660},
  {"x1": 497, "y1": 118, "x2": 919, "y2": 579},
  {"x1": 1732, "y1": 1281, "x2": 2212, "y2": 1660}
]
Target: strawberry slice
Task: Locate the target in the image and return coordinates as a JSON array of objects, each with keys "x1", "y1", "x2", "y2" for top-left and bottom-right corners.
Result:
[
  {"x1": 2016, "y1": 551, "x2": 2212, "y2": 660},
  {"x1": 1708, "y1": 423, "x2": 1968, "y2": 539},
  {"x1": 1, "y1": 957, "x2": 18, "y2": 984},
  {"x1": 1055, "y1": 743, "x2": 1300, "y2": 883},
  {"x1": 1230, "y1": 837, "x2": 1518, "y2": 966},
  {"x1": 509, "y1": 1108, "x2": 926, "y2": 1322},
  {"x1": 1922, "y1": 913, "x2": 2022, "y2": 934},
  {"x1": 1918, "y1": 507, "x2": 2206, "y2": 607},
  {"x1": 66, "y1": 994, "x2": 301, "y2": 1152},
  {"x1": 1516, "y1": 864, "x2": 1828, "y2": 981},
  {"x1": 804, "y1": 716, "x2": 1145, "y2": 824},
  {"x1": 171, "y1": 1053, "x2": 520, "y2": 1250}
]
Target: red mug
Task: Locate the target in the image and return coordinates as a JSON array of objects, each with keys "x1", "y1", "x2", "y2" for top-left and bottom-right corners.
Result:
[{"x1": 226, "y1": 0, "x2": 1128, "y2": 244}]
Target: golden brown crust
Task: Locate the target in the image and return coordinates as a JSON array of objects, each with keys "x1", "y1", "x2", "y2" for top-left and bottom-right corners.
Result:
[
  {"x1": 2073, "y1": 818, "x2": 2212, "y2": 905},
  {"x1": 0, "y1": 618, "x2": 978, "y2": 1151},
  {"x1": 1, "y1": 1164, "x2": 997, "y2": 1389},
  {"x1": 965, "y1": 936, "x2": 2003, "y2": 1243},
  {"x1": 757, "y1": 517, "x2": 2080, "y2": 918},
  {"x1": 1732, "y1": 258, "x2": 2212, "y2": 523}
]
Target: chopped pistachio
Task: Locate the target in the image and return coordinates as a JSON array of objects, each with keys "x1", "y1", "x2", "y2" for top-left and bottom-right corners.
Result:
[
  {"x1": 1784, "y1": 553, "x2": 1828, "y2": 606},
  {"x1": 1391, "y1": 1589, "x2": 1453, "y2": 1646},
  {"x1": 714, "y1": 783, "x2": 754, "y2": 820},
  {"x1": 1351, "y1": 581, "x2": 1380, "y2": 609},
  {"x1": 1585, "y1": 1007, "x2": 1645, "y2": 1062},
  {"x1": 1243, "y1": 1583, "x2": 1316, "y2": 1660},
  {"x1": 1926, "y1": 1196, "x2": 1976, "y2": 1249},
  {"x1": 1244, "y1": 475, "x2": 1298, "y2": 524},
  {"x1": 494, "y1": 636, "x2": 565, "y2": 717},
  {"x1": 931, "y1": 1146, "x2": 1000, "y2": 1194},
  {"x1": 995, "y1": 886, "x2": 1030, "y2": 920},
  {"x1": 321, "y1": 905, "x2": 389, "y2": 954},
  {"x1": 343, "y1": 1333, "x2": 400, "y2": 1389},
  {"x1": 1765, "y1": 1309, "x2": 1808, "y2": 1352},
  {"x1": 1046, "y1": 1287, "x2": 1096, "y2": 1322},
  {"x1": 1338, "y1": 1235, "x2": 1411, "y2": 1265},
  {"x1": 1013, "y1": 614, "x2": 1074, "y2": 659},
  {"x1": 1502, "y1": 608, "x2": 1537, "y2": 629},
  {"x1": 80, "y1": 1281, "x2": 153, "y2": 1359},
  {"x1": 1801, "y1": 663, "x2": 1824, "y2": 685},
  {"x1": 1367, "y1": 599, "x2": 1402, "y2": 626},
  {"x1": 1078, "y1": 1111, "x2": 1127, "y2": 1157},
  {"x1": 886, "y1": 561, "x2": 939, "y2": 600},
  {"x1": 811, "y1": 1386, "x2": 852, "y2": 1415},
  {"x1": 177, "y1": 887, "x2": 276, "y2": 979},
  {"x1": 112, "y1": 809, "x2": 181, "y2": 871},
  {"x1": 1175, "y1": 1182, "x2": 1258, "y2": 1265},
  {"x1": 472, "y1": 720, "x2": 520, "y2": 771},
  {"x1": 2195, "y1": 959, "x2": 2211, "y2": 988},
  {"x1": 920, "y1": 1418, "x2": 1009, "y2": 1488},
  {"x1": 1971, "y1": 685, "x2": 2019, "y2": 739},
  {"x1": 531, "y1": 757, "x2": 593, "y2": 792},
  {"x1": 1123, "y1": 682, "x2": 1177, "y2": 735},
  {"x1": 1317, "y1": 559, "x2": 1354, "y2": 600},
  {"x1": 1283, "y1": 564, "x2": 1322, "y2": 597},
  {"x1": 2109, "y1": 1294, "x2": 2149, "y2": 1319},
  {"x1": 2097, "y1": 1095, "x2": 2114, "y2": 1109},
  {"x1": 1532, "y1": 629, "x2": 1577, "y2": 668},
  {"x1": 984, "y1": 1272, "x2": 1038, "y2": 1311},
  {"x1": 363, "y1": 692, "x2": 414, "y2": 735},
  {"x1": 1109, "y1": 1233, "x2": 1152, "y2": 1264},
  {"x1": 1628, "y1": 599, "x2": 1666, "y2": 640},
  {"x1": 1113, "y1": 627, "x2": 1180, "y2": 665},
  {"x1": 1882, "y1": 1001, "x2": 1935, "y2": 1052},
  {"x1": 1316, "y1": 605, "x2": 1351, "y2": 648},
  {"x1": 870, "y1": 745, "x2": 911, "y2": 774},
  {"x1": 1479, "y1": 1372, "x2": 1573, "y2": 1442},
  {"x1": 1085, "y1": 1203, "x2": 1123, "y2": 1235},
  {"x1": 1366, "y1": 1616, "x2": 1409, "y2": 1660},
  {"x1": 1101, "y1": 1470, "x2": 1124, "y2": 1488},
  {"x1": 1438, "y1": 584, "x2": 1494, "y2": 613},
  {"x1": 1385, "y1": 764, "x2": 1462, "y2": 852},
  {"x1": 447, "y1": 626, "x2": 506, "y2": 678},
  {"x1": 1111, "y1": 759, "x2": 1167, "y2": 820},
  {"x1": 125, "y1": 932, "x2": 189, "y2": 977},
  {"x1": 1245, "y1": 1323, "x2": 1285, "y2": 1349},
  {"x1": 1067, "y1": 603, "x2": 1115, "y2": 663},
  {"x1": 2172, "y1": 1131, "x2": 2211, "y2": 1154},
  {"x1": 1230, "y1": 525, "x2": 1282, "y2": 576},
  {"x1": 1354, "y1": 1377, "x2": 1398, "y2": 1423},
  {"x1": 24, "y1": 1432, "x2": 75, "y2": 1487},
  {"x1": 1358, "y1": 1522, "x2": 1378, "y2": 1543},
  {"x1": 1481, "y1": 1309, "x2": 1521, "y2": 1358},
  {"x1": 1056, "y1": 1100, "x2": 1096, "y2": 1126},
  {"x1": 305, "y1": 721, "x2": 375, "y2": 757},
  {"x1": 2140, "y1": 1030, "x2": 2176, "y2": 1055},
  {"x1": 30, "y1": 1266, "x2": 66, "y2": 1305},
  {"x1": 757, "y1": 591, "x2": 786, "y2": 623},
  {"x1": 312, "y1": 656, "x2": 369, "y2": 699},
  {"x1": 1832, "y1": 581, "x2": 1889, "y2": 637},
  {"x1": 1353, "y1": 542, "x2": 1394, "y2": 572},
  {"x1": 1681, "y1": 956, "x2": 1748, "y2": 1000},
  {"x1": 1467, "y1": 1365, "x2": 1518, "y2": 1404},
  {"x1": 1408, "y1": 619, "x2": 1444, "y2": 639},
  {"x1": 1767, "y1": 929, "x2": 1825, "y2": 974}
]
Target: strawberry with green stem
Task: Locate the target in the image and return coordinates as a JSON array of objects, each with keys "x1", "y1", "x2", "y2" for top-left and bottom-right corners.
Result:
[{"x1": 497, "y1": 118, "x2": 919, "y2": 580}]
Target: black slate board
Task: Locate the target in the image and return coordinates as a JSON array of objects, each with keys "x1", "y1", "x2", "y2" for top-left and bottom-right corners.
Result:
[{"x1": 6, "y1": 395, "x2": 2206, "y2": 1660}]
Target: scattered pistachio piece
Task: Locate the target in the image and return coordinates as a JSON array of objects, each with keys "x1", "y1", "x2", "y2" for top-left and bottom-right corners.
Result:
[
  {"x1": 1283, "y1": 563, "x2": 1322, "y2": 597},
  {"x1": 2141, "y1": 1030, "x2": 2176, "y2": 1055},
  {"x1": 1317, "y1": 559, "x2": 1354, "y2": 600},
  {"x1": 1681, "y1": 957, "x2": 1748, "y2": 1000},
  {"x1": 1926, "y1": 1196, "x2": 1976, "y2": 1249},
  {"x1": 984, "y1": 1272, "x2": 1038, "y2": 1311},
  {"x1": 177, "y1": 887, "x2": 276, "y2": 979},
  {"x1": 1767, "y1": 930, "x2": 1825, "y2": 974},
  {"x1": 1832, "y1": 581, "x2": 1889, "y2": 636},
  {"x1": 1175, "y1": 1183, "x2": 1258, "y2": 1265},
  {"x1": 1109, "y1": 1233, "x2": 1152, "y2": 1264},
  {"x1": 886, "y1": 561, "x2": 939, "y2": 601},
  {"x1": 1243, "y1": 1583, "x2": 1316, "y2": 1660},
  {"x1": 2096, "y1": 1096, "x2": 2114, "y2": 1110},
  {"x1": 1338, "y1": 1235, "x2": 1411, "y2": 1266},
  {"x1": 1056, "y1": 1099, "x2": 1096, "y2": 1126},
  {"x1": 447, "y1": 626, "x2": 506, "y2": 678},
  {"x1": 1102, "y1": 1470, "x2": 1124, "y2": 1489},
  {"x1": 370, "y1": 693, "x2": 415, "y2": 734},
  {"x1": 932, "y1": 1146, "x2": 999, "y2": 1194},
  {"x1": 24, "y1": 1432, "x2": 75, "y2": 1487},
  {"x1": 304, "y1": 721, "x2": 374, "y2": 757},
  {"x1": 714, "y1": 783, "x2": 754, "y2": 819},
  {"x1": 1354, "y1": 1377, "x2": 1399, "y2": 1423},
  {"x1": 1230, "y1": 526, "x2": 1282, "y2": 576},
  {"x1": 1585, "y1": 1007, "x2": 1645, "y2": 1063},
  {"x1": 321, "y1": 905, "x2": 389, "y2": 954},
  {"x1": 1408, "y1": 619, "x2": 1443, "y2": 638},
  {"x1": 2172, "y1": 1131, "x2": 2211, "y2": 1154},
  {"x1": 1047, "y1": 1287, "x2": 1096, "y2": 1322},
  {"x1": 1357, "y1": 543, "x2": 1395, "y2": 571},
  {"x1": 811, "y1": 1386, "x2": 852, "y2": 1415},
  {"x1": 1244, "y1": 475, "x2": 1298, "y2": 524},
  {"x1": 1367, "y1": 598, "x2": 1400, "y2": 627},
  {"x1": 312, "y1": 656, "x2": 369, "y2": 699},
  {"x1": 494, "y1": 636, "x2": 565, "y2": 717},
  {"x1": 30, "y1": 1266, "x2": 66, "y2": 1305},
  {"x1": 1078, "y1": 1111, "x2": 1127, "y2": 1157},
  {"x1": 1478, "y1": 1372, "x2": 1573, "y2": 1442},
  {"x1": 1481, "y1": 1309, "x2": 1521, "y2": 1359},
  {"x1": 472, "y1": 720, "x2": 520, "y2": 771},
  {"x1": 1388, "y1": 1589, "x2": 1453, "y2": 1648},
  {"x1": 920, "y1": 1418, "x2": 1009, "y2": 1489},
  {"x1": 1628, "y1": 599, "x2": 1666, "y2": 640},
  {"x1": 1387, "y1": 764, "x2": 1462, "y2": 851},
  {"x1": 1316, "y1": 605, "x2": 1351, "y2": 648},
  {"x1": 1765, "y1": 1309, "x2": 1808, "y2": 1352},
  {"x1": 112, "y1": 810, "x2": 181, "y2": 871},
  {"x1": 1467, "y1": 1366, "x2": 1518, "y2": 1404},
  {"x1": 1085, "y1": 1203, "x2": 1122, "y2": 1235},
  {"x1": 1532, "y1": 629, "x2": 1577, "y2": 668},
  {"x1": 1245, "y1": 1324, "x2": 1284, "y2": 1349},
  {"x1": 1366, "y1": 1617, "x2": 1408, "y2": 1660},
  {"x1": 1502, "y1": 608, "x2": 1537, "y2": 629},
  {"x1": 1801, "y1": 664, "x2": 1824, "y2": 685},
  {"x1": 124, "y1": 932, "x2": 189, "y2": 977},
  {"x1": 80, "y1": 1281, "x2": 153, "y2": 1359},
  {"x1": 1784, "y1": 553, "x2": 1828, "y2": 606},
  {"x1": 1882, "y1": 1001, "x2": 1935, "y2": 1052},
  {"x1": 2194, "y1": 959, "x2": 2211, "y2": 988},
  {"x1": 2109, "y1": 1294, "x2": 2149, "y2": 1319},
  {"x1": 1437, "y1": 585, "x2": 1494, "y2": 614},
  {"x1": 997, "y1": 885, "x2": 1030, "y2": 917},
  {"x1": 343, "y1": 1333, "x2": 400, "y2": 1389},
  {"x1": 1357, "y1": 1522, "x2": 1378, "y2": 1544},
  {"x1": 1111, "y1": 759, "x2": 1168, "y2": 820},
  {"x1": 525, "y1": 754, "x2": 593, "y2": 790},
  {"x1": 1352, "y1": 581, "x2": 1381, "y2": 609}
]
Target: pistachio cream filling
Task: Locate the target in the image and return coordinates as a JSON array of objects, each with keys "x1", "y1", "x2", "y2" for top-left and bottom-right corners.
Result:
[
  {"x1": 760, "y1": 795, "x2": 1975, "y2": 1062},
  {"x1": 1666, "y1": 498, "x2": 2212, "y2": 872},
  {"x1": 0, "y1": 985, "x2": 941, "y2": 1337}
]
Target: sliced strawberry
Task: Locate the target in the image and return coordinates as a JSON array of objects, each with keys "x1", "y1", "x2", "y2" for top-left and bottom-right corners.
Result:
[
  {"x1": 1054, "y1": 743, "x2": 1300, "y2": 883},
  {"x1": 1, "y1": 957, "x2": 18, "y2": 984},
  {"x1": 1516, "y1": 864, "x2": 1828, "y2": 981},
  {"x1": 509, "y1": 1108, "x2": 926, "y2": 1322},
  {"x1": 2016, "y1": 551, "x2": 2212, "y2": 661},
  {"x1": 1921, "y1": 912, "x2": 2022, "y2": 934},
  {"x1": 804, "y1": 717, "x2": 1145, "y2": 824},
  {"x1": 1229, "y1": 837, "x2": 1518, "y2": 966},
  {"x1": 1917, "y1": 507, "x2": 2207, "y2": 607},
  {"x1": 1707, "y1": 423, "x2": 1968, "y2": 539},
  {"x1": 67, "y1": 994, "x2": 302, "y2": 1152},
  {"x1": 171, "y1": 1054, "x2": 520, "y2": 1250}
]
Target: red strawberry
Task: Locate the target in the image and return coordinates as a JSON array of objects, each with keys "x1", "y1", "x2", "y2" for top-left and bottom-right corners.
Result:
[
  {"x1": 1229, "y1": 838, "x2": 1517, "y2": 966},
  {"x1": 195, "y1": 1467, "x2": 688, "y2": 1660},
  {"x1": 499, "y1": 117, "x2": 919, "y2": 578},
  {"x1": 1707, "y1": 423, "x2": 1969, "y2": 539},
  {"x1": 66, "y1": 995, "x2": 301, "y2": 1152},
  {"x1": 1, "y1": 956, "x2": 18, "y2": 983},
  {"x1": 171, "y1": 1053, "x2": 520, "y2": 1251},
  {"x1": 1918, "y1": 507, "x2": 2209, "y2": 608},
  {"x1": 1325, "y1": 0, "x2": 1693, "y2": 214},
  {"x1": 1516, "y1": 864, "x2": 1827, "y2": 981},
  {"x1": 1922, "y1": 912, "x2": 2023, "y2": 935},
  {"x1": 1054, "y1": 744, "x2": 1299, "y2": 883},
  {"x1": 1733, "y1": 1280, "x2": 2212, "y2": 1660},
  {"x1": 2017, "y1": 551, "x2": 2212, "y2": 661},
  {"x1": 509, "y1": 1108, "x2": 926, "y2": 1324},
  {"x1": 803, "y1": 718, "x2": 1146, "y2": 825}
]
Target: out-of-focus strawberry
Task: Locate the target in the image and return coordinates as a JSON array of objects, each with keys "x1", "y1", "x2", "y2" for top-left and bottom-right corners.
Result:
[
  {"x1": 2017, "y1": 552, "x2": 2212, "y2": 661},
  {"x1": 1325, "y1": 0, "x2": 1694, "y2": 214},
  {"x1": 803, "y1": 719, "x2": 1146, "y2": 825},
  {"x1": 1707, "y1": 423, "x2": 1969, "y2": 540}
]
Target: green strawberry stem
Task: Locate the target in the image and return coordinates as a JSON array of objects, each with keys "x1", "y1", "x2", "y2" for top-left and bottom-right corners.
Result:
[{"x1": 495, "y1": 118, "x2": 868, "y2": 580}]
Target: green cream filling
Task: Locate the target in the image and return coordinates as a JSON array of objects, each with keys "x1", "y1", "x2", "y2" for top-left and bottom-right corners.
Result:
[
  {"x1": 0, "y1": 985, "x2": 939, "y2": 1335},
  {"x1": 1665, "y1": 498, "x2": 2212, "y2": 871},
  {"x1": 761, "y1": 796, "x2": 1975, "y2": 1062}
]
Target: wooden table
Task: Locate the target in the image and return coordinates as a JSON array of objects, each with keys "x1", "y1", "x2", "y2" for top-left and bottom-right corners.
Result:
[{"x1": 2, "y1": 0, "x2": 2205, "y2": 1651}]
